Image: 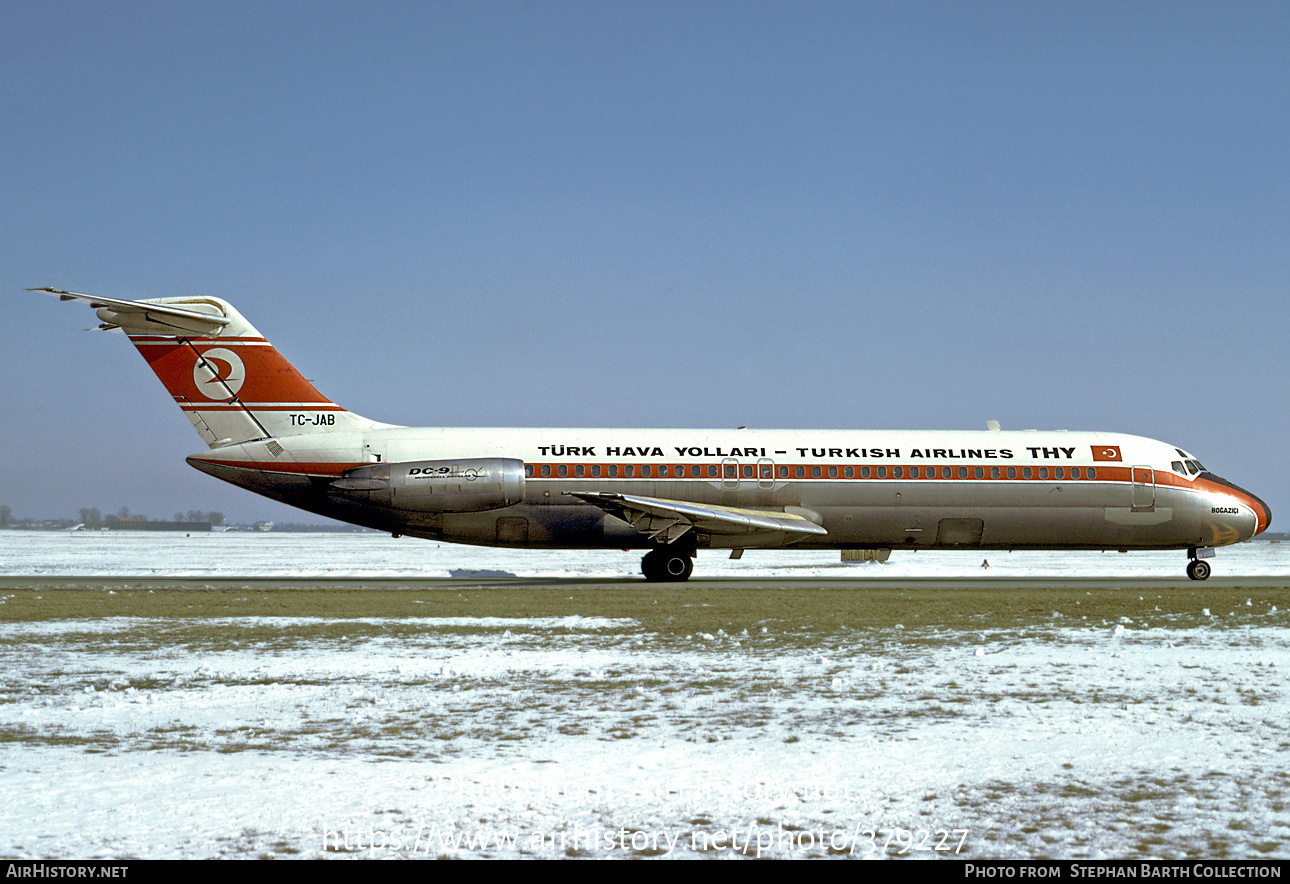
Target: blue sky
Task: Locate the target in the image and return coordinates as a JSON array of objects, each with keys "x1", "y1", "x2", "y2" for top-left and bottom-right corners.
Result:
[{"x1": 4, "y1": 1, "x2": 1287, "y2": 526}]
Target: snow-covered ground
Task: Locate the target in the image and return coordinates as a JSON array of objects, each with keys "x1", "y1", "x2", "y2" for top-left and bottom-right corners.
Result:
[
  {"x1": 1, "y1": 532, "x2": 1289, "y2": 859},
  {"x1": 2, "y1": 528, "x2": 1289, "y2": 579}
]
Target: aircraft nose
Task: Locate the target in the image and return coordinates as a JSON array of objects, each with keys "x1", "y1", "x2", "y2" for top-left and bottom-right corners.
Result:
[{"x1": 1199, "y1": 473, "x2": 1272, "y2": 540}]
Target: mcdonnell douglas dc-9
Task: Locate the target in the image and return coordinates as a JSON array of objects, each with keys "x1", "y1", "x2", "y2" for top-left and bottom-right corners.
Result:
[{"x1": 33, "y1": 287, "x2": 1270, "y2": 582}]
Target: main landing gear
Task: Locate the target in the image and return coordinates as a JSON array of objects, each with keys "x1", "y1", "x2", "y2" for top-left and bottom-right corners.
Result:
[
  {"x1": 641, "y1": 544, "x2": 694, "y2": 582},
  {"x1": 1186, "y1": 547, "x2": 1214, "y2": 581}
]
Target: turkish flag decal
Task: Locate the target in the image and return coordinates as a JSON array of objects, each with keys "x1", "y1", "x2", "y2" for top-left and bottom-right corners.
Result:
[{"x1": 1091, "y1": 445, "x2": 1122, "y2": 462}]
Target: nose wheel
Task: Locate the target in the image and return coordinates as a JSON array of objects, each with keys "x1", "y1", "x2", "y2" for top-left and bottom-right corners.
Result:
[{"x1": 1186, "y1": 559, "x2": 1211, "y2": 581}]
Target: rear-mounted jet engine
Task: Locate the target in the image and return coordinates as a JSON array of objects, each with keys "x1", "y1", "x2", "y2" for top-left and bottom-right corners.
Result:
[{"x1": 331, "y1": 458, "x2": 525, "y2": 513}]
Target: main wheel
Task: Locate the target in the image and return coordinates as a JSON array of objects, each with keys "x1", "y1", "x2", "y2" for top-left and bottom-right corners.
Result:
[
  {"x1": 641, "y1": 548, "x2": 694, "y2": 582},
  {"x1": 1187, "y1": 559, "x2": 1211, "y2": 581}
]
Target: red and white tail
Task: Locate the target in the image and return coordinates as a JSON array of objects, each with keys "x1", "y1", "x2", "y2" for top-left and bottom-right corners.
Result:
[{"x1": 32, "y1": 288, "x2": 376, "y2": 447}]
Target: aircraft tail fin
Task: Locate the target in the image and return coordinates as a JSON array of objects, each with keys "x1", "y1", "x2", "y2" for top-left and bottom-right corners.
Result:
[{"x1": 31, "y1": 288, "x2": 378, "y2": 447}]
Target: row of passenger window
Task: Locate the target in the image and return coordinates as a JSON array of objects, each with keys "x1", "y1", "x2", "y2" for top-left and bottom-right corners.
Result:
[{"x1": 526, "y1": 463, "x2": 1099, "y2": 480}]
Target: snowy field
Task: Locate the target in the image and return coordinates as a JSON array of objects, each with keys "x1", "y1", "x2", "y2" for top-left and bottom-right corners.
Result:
[
  {"x1": 2, "y1": 528, "x2": 1290, "y2": 579},
  {"x1": 1, "y1": 532, "x2": 1289, "y2": 859}
]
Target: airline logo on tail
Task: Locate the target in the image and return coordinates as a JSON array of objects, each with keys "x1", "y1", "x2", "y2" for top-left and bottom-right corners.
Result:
[
  {"x1": 134, "y1": 336, "x2": 335, "y2": 409},
  {"x1": 193, "y1": 348, "x2": 246, "y2": 398}
]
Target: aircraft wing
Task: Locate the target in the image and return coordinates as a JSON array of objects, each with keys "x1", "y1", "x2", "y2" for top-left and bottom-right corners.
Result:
[
  {"x1": 29, "y1": 287, "x2": 231, "y2": 336},
  {"x1": 567, "y1": 491, "x2": 828, "y2": 545}
]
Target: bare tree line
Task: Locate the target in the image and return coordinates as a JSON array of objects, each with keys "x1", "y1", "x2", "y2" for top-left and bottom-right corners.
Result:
[{"x1": 0, "y1": 505, "x2": 224, "y2": 529}]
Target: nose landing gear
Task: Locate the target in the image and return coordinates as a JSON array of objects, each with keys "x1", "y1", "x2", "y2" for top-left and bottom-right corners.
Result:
[{"x1": 1186, "y1": 547, "x2": 1214, "y2": 581}]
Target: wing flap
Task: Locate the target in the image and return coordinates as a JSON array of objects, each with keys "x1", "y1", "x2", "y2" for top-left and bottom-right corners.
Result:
[{"x1": 568, "y1": 491, "x2": 828, "y2": 544}]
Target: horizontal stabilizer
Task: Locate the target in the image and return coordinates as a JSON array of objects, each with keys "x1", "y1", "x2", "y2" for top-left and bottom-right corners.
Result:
[
  {"x1": 28, "y1": 287, "x2": 232, "y2": 336},
  {"x1": 568, "y1": 490, "x2": 828, "y2": 544}
]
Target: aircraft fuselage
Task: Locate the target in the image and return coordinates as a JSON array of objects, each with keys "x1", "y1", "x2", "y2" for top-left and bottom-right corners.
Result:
[{"x1": 187, "y1": 426, "x2": 1268, "y2": 556}]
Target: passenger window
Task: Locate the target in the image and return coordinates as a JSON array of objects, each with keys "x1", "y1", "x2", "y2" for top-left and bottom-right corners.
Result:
[
  {"x1": 990, "y1": 467, "x2": 1000, "y2": 479},
  {"x1": 574, "y1": 464, "x2": 584, "y2": 477},
  {"x1": 778, "y1": 465, "x2": 789, "y2": 479},
  {"x1": 828, "y1": 466, "x2": 838, "y2": 478},
  {"x1": 811, "y1": 466, "x2": 822, "y2": 478},
  {"x1": 861, "y1": 466, "x2": 871, "y2": 478},
  {"x1": 1087, "y1": 467, "x2": 1096, "y2": 479},
  {"x1": 707, "y1": 465, "x2": 718, "y2": 478},
  {"x1": 877, "y1": 466, "x2": 887, "y2": 478},
  {"x1": 742, "y1": 464, "x2": 755, "y2": 479},
  {"x1": 1006, "y1": 467, "x2": 1016, "y2": 479},
  {"x1": 1054, "y1": 467, "x2": 1064, "y2": 479},
  {"x1": 724, "y1": 463, "x2": 737, "y2": 479},
  {"x1": 796, "y1": 466, "x2": 805, "y2": 478},
  {"x1": 525, "y1": 464, "x2": 534, "y2": 477},
  {"x1": 658, "y1": 465, "x2": 668, "y2": 478},
  {"x1": 942, "y1": 467, "x2": 951, "y2": 478},
  {"x1": 958, "y1": 467, "x2": 968, "y2": 479},
  {"x1": 557, "y1": 465, "x2": 568, "y2": 477},
  {"x1": 974, "y1": 467, "x2": 984, "y2": 479},
  {"x1": 591, "y1": 465, "x2": 601, "y2": 478},
  {"x1": 642, "y1": 465, "x2": 653, "y2": 478},
  {"x1": 608, "y1": 465, "x2": 618, "y2": 478},
  {"x1": 1039, "y1": 467, "x2": 1048, "y2": 479},
  {"x1": 1071, "y1": 467, "x2": 1080, "y2": 479},
  {"x1": 893, "y1": 466, "x2": 903, "y2": 479},
  {"x1": 844, "y1": 466, "x2": 854, "y2": 478},
  {"x1": 761, "y1": 463, "x2": 773, "y2": 479},
  {"x1": 1023, "y1": 467, "x2": 1032, "y2": 479},
  {"x1": 541, "y1": 465, "x2": 551, "y2": 477},
  {"x1": 625, "y1": 465, "x2": 635, "y2": 477},
  {"x1": 691, "y1": 465, "x2": 701, "y2": 478},
  {"x1": 910, "y1": 466, "x2": 919, "y2": 479}
]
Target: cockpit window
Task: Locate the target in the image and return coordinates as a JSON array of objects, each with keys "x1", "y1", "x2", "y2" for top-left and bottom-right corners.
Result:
[
  {"x1": 1188, "y1": 460, "x2": 1205, "y2": 474},
  {"x1": 1172, "y1": 461, "x2": 1186, "y2": 475}
]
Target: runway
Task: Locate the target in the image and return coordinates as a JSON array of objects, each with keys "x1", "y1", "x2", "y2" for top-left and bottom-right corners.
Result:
[{"x1": 6, "y1": 573, "x2": 1290, "y2": 591}]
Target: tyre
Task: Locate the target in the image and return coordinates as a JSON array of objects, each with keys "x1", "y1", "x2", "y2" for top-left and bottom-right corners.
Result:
[{"x1": 642, "y1": 548, "x2": 694, "y2": 582}]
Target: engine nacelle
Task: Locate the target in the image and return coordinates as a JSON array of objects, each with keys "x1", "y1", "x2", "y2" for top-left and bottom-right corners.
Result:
[{"x1": 332, "y1": 457, "x2": 525, "y2": 513}]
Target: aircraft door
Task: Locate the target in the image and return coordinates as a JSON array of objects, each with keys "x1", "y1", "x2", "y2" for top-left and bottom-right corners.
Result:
[
  {"x1": 722, "y1": 458, "x2": 739, "y2": 490},
  {"x1": 758, "y1": 458, "x2": 775, "y2": 489},
  {"x1": 1132, "y1": 466, "x2": 1155, "y2": 509}
]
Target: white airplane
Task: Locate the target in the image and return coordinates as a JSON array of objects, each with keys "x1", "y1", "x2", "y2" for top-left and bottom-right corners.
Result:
[{"x1": 32, "y1": 287, "x2": 1271, "y2": 582}]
